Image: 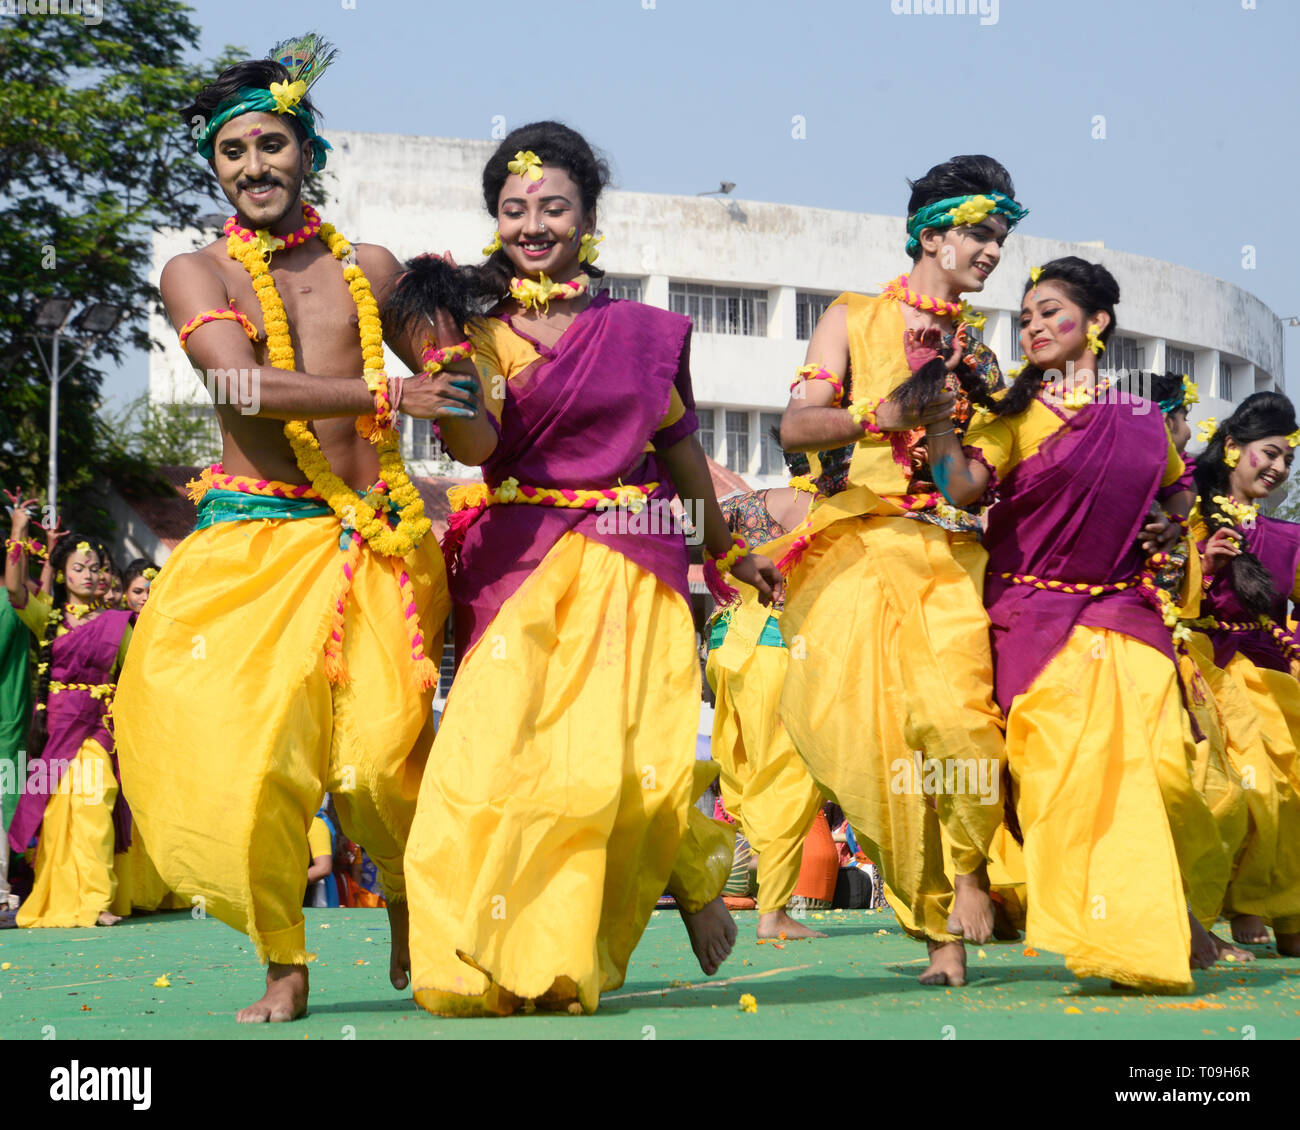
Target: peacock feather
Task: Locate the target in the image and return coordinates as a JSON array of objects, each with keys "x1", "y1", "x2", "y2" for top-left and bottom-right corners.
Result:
[{"x1": 266, "y1": 32, "x2": 338, "y2": 91}]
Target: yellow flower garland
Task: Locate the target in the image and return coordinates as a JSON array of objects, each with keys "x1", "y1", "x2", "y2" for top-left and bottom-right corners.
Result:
[{"x1": 224, "y1": 219, "x2": 431, "y2": 558}]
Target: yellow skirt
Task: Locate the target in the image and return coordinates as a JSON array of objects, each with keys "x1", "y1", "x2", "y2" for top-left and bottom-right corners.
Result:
[
  {"x1": 1220, "y1": 652, "x2": 1300, "y2": 933},
  {"x1": 19, "y1": 739, "x2": 122, "y2": 928},
  {"x1": 707, "y1": 615, "x2": 823, "y2": 915},
  {"x1": 114, "y1": 515, "x2": 447, "y2": 963},
  {"x1": 1008, "y1": 627, "x2": 1196, "y2": 992},
  {"x1": 778, "y1": 516, "x2": 1005, "y2": 940},
  {"x1": 406, "y1": 532, "x2": 732, "y2": 1016}
]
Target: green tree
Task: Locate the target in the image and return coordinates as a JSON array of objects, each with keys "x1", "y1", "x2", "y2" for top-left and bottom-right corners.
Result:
[
  {"x1": 0, "y1": 2, "x2": 243, "y2": 532},
  {"x1": 103, "y1": 393, "x2": 221, "y2": 468}
]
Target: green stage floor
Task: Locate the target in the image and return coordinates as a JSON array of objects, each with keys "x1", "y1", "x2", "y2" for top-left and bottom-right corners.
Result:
[{"x1": 1, "y1": 908, "x2": 1297, "y2": 1040}]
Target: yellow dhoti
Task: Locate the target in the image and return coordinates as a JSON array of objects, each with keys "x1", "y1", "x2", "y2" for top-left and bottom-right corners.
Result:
[
  {"x1": 778, "y1": 516, "x2": 1005, "y2": 941},
  {"x1": 707, "y1": 601, "x2": 823, "y2": 916},
  {"x1": 115, "y1": 512, "x2": 447, "y2": 964},
  {"x1": 1008, "y1": 627, "x2": 1195, "y2": 992},
  {"x1": 407, "y1": 533, "x2": 732, "y2": 1016}
]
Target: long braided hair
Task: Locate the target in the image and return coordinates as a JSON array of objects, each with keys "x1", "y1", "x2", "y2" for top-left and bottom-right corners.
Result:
[
  {"x1": 27, "y1": 535, "x2": 96, "y2": 760},
  {"x1": 992, "y1": 256, "x2": 1120, "y2": 418},
  {"x1": 1193, "y1": 391, "x2": 1297, "y2": 618}
]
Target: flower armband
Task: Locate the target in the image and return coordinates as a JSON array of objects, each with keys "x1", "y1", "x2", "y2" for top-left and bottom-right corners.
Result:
[
  {"x1": 790, "y1": 364, "x2": 845, "y2": 405},
  {"x1": 178, "y1": 308, "x2": 259, "y2": 351},
  {"x1": 421, "y1": 341, "x2": 476, "y2": 374},
  {"x1": 848, "y1": 398, "x2": 885, "y2": 440},
  {"x1": 706, "y1": 534, "x2": 750, "y2": 577}
]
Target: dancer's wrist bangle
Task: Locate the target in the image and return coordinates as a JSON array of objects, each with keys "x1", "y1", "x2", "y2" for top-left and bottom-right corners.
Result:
[
  {"x1": 848, "y1": 399, "x2": 884, "y2": 439},
  {"x1": 706, "y1": 534, "x2": 749, "y2": 576},
  {"x1": 422, "y1": 340, "x2": 475, "y2": 373}
]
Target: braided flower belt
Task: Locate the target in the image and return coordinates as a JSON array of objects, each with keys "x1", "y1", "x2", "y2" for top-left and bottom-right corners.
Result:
[
  {"x1": 1180, "y1": 614, "x2": 1300, "y2": 665},
  {"x1": 441, "y1": 476, "x2": 660, "y2": 573},
  {"x1": 1000, "y1": 552, "x2": 1188, "y2": 643},
  {"x1": 186, "y1": 466, "x2": 436, "y2": 689}
]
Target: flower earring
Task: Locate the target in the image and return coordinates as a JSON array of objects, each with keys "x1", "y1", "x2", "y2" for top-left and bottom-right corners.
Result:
[
  {"x1": 482, "y1": 231, "x2": 503, "y2": 256},
  {"x1": 577, "y1": 231, "x2": 604, "y2": 265},
  {"x1": 55, "y1": 571, "x2": 64, "y2": 583},
  {"x1": 1224, "y1": 443, "x2": 1241, "y2": 469},
  {"x1": 1085, "y1": 322, "x2": 1105, "y2": 355}
]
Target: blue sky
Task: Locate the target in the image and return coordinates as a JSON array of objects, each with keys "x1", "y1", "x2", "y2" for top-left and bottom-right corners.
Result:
[{"x1": 105, "y1": 0, "x2": 1300, "y2": 403}]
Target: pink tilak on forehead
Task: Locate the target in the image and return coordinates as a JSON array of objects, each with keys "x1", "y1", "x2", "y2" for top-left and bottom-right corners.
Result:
[
  {"x1": 526, "y1": 176, "x2": 546, "y2": 195},
  {"x1": 1056, "y1": 318, "x2": 1077, "y2": 334},
  {"x1": 242, "y1": 128, "x2": 263, "y2": 138}
]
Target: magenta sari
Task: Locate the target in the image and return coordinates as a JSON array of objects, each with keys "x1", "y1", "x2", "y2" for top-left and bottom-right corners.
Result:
[
  {"x1": 449, "y1": 296, "x2": 697, "y2": 654},
  {"x1": 979, "y1": 399, "x2": 1173, "y2": 708},
  {"x1": 9, "y1": 609, "x2": 133, "y2": 855}
]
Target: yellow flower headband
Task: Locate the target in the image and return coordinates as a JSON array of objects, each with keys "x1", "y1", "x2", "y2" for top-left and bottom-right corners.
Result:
[
  {"x1": 142, "y1": 567, "x2": 158, "y2": 581},
  {"x1": 75, "y1": 540, "x2": 91, "y2": 554}
]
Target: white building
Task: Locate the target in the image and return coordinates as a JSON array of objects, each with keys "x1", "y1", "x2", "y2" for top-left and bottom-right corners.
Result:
[{"x1": 149, "y1": 131, "x2": 1286, "y2": 488}]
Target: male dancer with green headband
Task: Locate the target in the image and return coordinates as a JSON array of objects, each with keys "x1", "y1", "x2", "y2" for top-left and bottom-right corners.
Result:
[
  {"x1": 115, "y1": 35, "x2": 485, "y2": 1022},
  {"x1": 777, "y1": 155, "x2": 1027, "y2": 986}
]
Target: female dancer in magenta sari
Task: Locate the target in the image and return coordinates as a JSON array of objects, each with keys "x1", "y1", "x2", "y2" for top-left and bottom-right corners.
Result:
[
  {"x1": 777, "y1": 155, "x2": 1024, "y2": 985},
  {"x1": 391, "y1": 122, "x2": 780, "y2": 1016},
  {"x1": 1187, "y1": 392, "x2": 1300, "y2": 957},
  {"x1": 705, "y1": 439, "x2": 853, "y2": 940},
  {"x1": 928, "y1": 257, "x2": 1229, "y2": 991},
  {"x1": 4, "y1": 517, "x2": 134, "y2": 927},
  {"x1": 1146, "y1": 372, "x2": 1253, "y2": 963}
]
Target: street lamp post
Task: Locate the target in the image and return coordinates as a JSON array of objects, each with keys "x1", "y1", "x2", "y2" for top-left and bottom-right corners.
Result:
[{"x1": 30, "y1": 299, "x2": 127, "y2": 522}]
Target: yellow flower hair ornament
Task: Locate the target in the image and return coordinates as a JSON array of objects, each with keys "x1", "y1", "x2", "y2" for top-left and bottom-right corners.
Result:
[
  {"x1": 75, "y1": 541, "x2": 91, "y2": 554},
  {"x1": 1029, "y1": 266, "x2": 1043, "y2": 284},
  {"x1": 268, "y1": 78, "x2": 308, "y2": 114},
  {"x1": 507, "y1": 150, "x2": 544, "y2": 181},
  {"x1": 1196, "y1": 417, "x2": 1218, "y2": 444},
  {"x1": 1182, "y1": 376, "x2": 1199, "y2": 407},
  {"x1": 482, "y1": 231, "x2": 503, "y2": 256},
  {"x1": 1288, "y1": 429, "x2": 1300, "y2": 449},
  {"x1": 577, "y1": 232, "x2": 604, "y2": 264},
  {"x1": 948, "y1": 195, "x2": 997, "y2": 228},
  {"x1": 142, "y1": 567, "x2": 158, "y2": 581}
]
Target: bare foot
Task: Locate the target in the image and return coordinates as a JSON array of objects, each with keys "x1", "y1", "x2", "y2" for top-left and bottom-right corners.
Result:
[
  {"x1": 991, "y1": 899, "x2": 1020, "y2": 941},
  {"x1": 920, "y1": 939, "x2": 966, "y2": 986},
  {"x1": 1277, "y1": 932, "x2": 1300, "y2": 957},
  {"x1": 757, "y1": 908, "x2": 827, "y2": 940},
  {"x1": 96, "y1": 911, "x2": 122, "y2": 926},
  {"x1": 946, "y1": 867, "x2": 994, "y2": 945},
  {"x1": 235, "y1": 962, "x2": 309, "y2": 1023},
  {"x1": 1209, "y1": 931, "x2": 1256, "y2": 964},
  {"x1": 680, "y1": 897, "x2": 737, "y2": 976},
  {"x1": 1189, "y1": 913, "x2": 1217, "y2": 970},
  {"x1": 385, "y1": 899, "x2": 410, "y2": 990},
  {"x1": 1231, "y1": 914, "x2": 1269, "y2": 945}
]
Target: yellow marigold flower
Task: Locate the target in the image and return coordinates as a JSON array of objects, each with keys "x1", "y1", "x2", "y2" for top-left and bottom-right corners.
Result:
[
  {"x1": 738, "y1": 993, "x2": 758, "y2": 1013},
  {"x1": 268, "y1": 79, "x2": 307, "y2": 114},
  {"x1": 948, "y1": 194, "x2": 996, "y2": 227},
  {"x1": 508, "y1": 150, "x2": 544, "y2": 181}
]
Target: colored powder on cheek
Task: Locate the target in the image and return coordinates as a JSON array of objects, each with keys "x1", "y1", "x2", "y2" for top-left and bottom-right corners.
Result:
[
  {"x1": 1248, "y1": 452, "x2": 1259, "y2": 469},
  {"x1": 1057, "y1": 318, "x2": 1076, "y2": 334}
]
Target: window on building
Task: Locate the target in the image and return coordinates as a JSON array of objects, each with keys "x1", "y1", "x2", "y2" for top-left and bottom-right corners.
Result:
[
  {"x1": 409, "y1": 420, "x2": 441, "y2": 463},
  {"x1": 1166, "y1": 347, "x2": 1195, "y2": 381},
  {"x1": 725, "y1": 410, "x2": 750, "y2": 473},
  {"x1": 669, "y1": 282, "x2": 768, "y2": 337},
  {"x1": 597, "y1": 275, "x2": 643, "y2": 302},
  {"x1": 696, "y1": 408, "x2": 715, "y2": 459},
  {"x1": 796, "y1": 292, "x2": 836, "y2": 340},
  {"x1": 1107, "y1": 335, "x2": 1145, "y2": 378},
  {"x1": 1219, "y1": 363, "x2": 1233, "y2": 401},
  {"x1": 759, "y1": 412, "x2": 785, "y2": 475}
]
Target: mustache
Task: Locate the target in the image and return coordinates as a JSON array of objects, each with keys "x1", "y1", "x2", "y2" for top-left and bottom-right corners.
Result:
[{"x1": 238, "y1": 175, "x2": 283, "y2": 192}]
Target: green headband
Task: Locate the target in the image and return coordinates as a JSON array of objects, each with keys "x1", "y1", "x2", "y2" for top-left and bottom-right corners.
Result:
[
  {"x1": 906, "y1": 192, "x2": 1028, "y2": 257},
  {"x1": 194, "y1": 85, "x2": 332, "y2": 171},
  {"x1": 1158, "y1": 376, "x2": 1199, "y2": 416}
]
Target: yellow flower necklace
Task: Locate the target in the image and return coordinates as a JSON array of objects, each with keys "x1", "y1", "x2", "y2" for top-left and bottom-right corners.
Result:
[
  {"x1": 1044, "y1": 376, "x2": 1111, "y2": 411},
  {"x1": 1212, "y1": 494, "x2": 1259, "y2": 528},
  {"x1": 509, "y1": 272, "x2": 590, "y2": 313},
  {"x1": 224, "y1": 210, "x2": 431, "y2": 558},
  {"x1": 880, "y1": 274, "x2": 986, "y2": 332}
]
